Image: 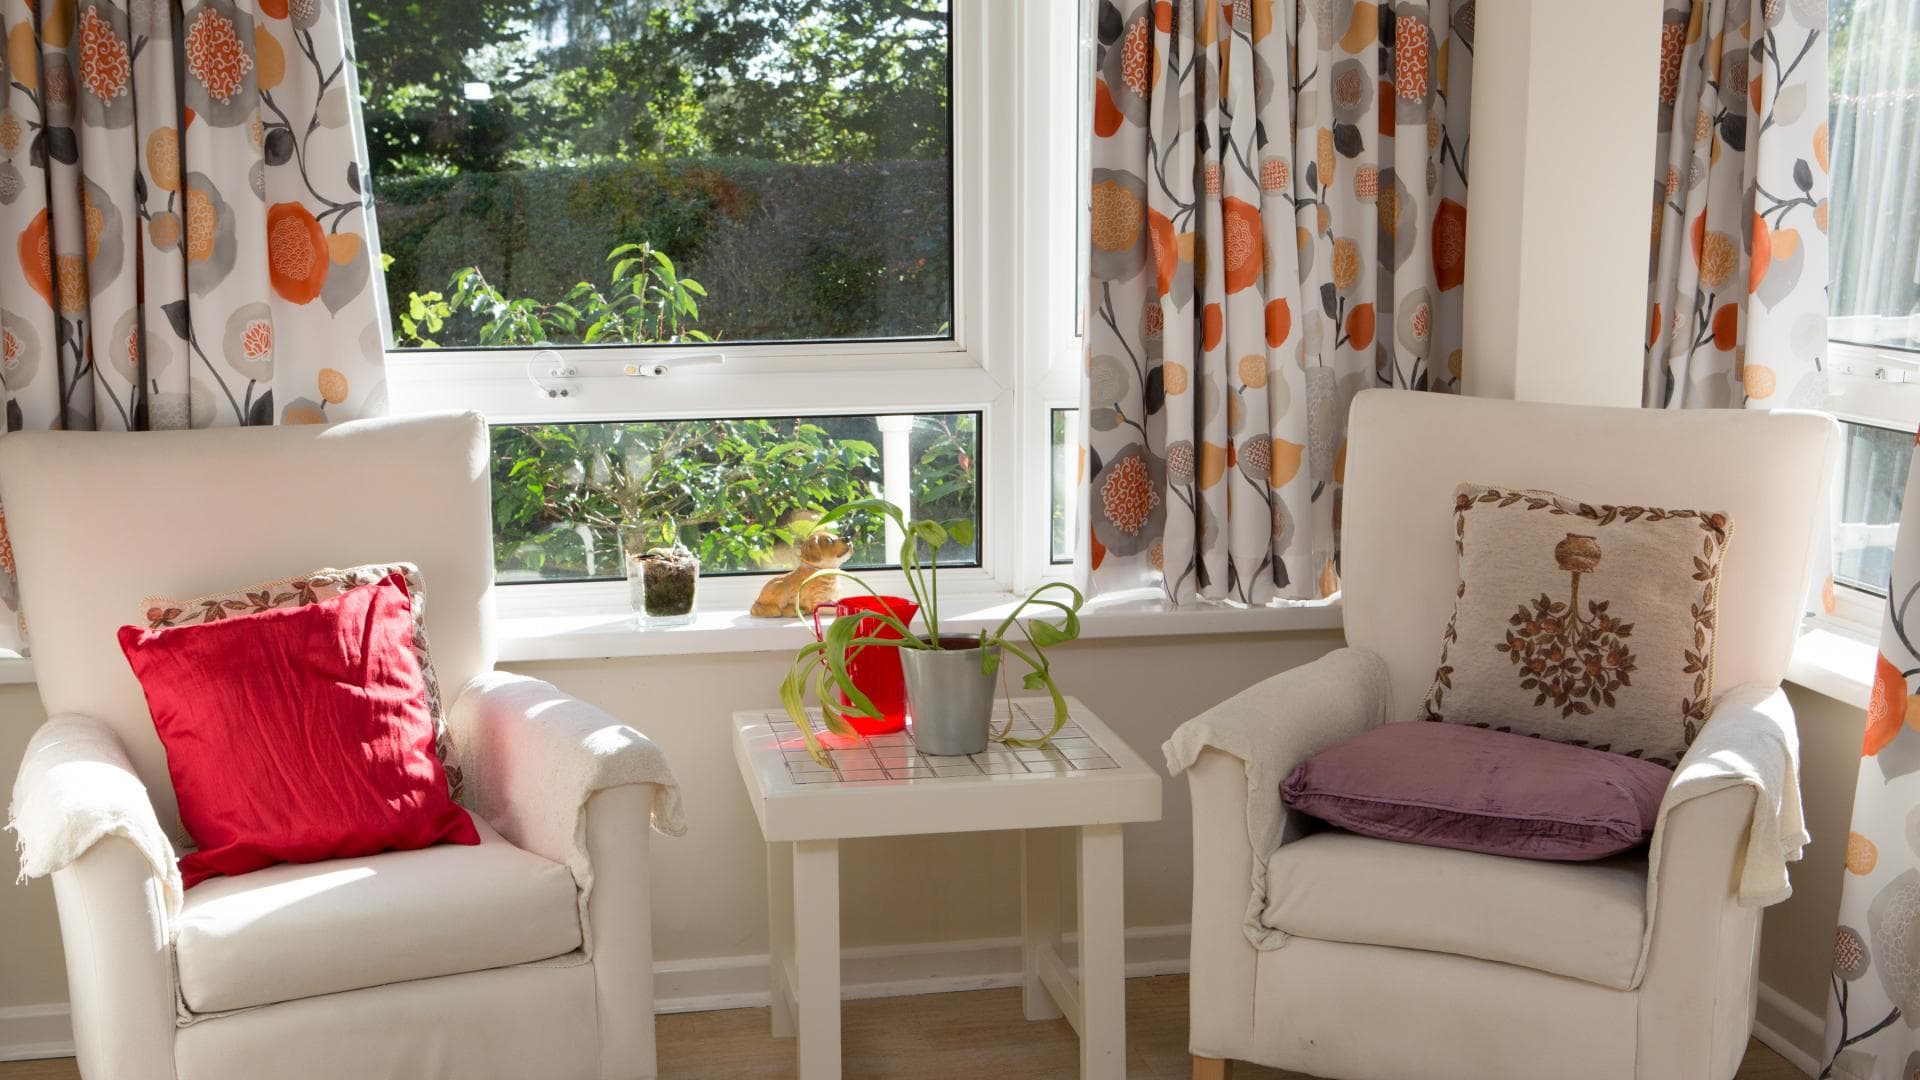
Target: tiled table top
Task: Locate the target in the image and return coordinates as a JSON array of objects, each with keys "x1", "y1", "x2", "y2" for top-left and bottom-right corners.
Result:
[
  {"x1": 732, "y1": 697, "x2": 1162, "y2": 842},
  {"x1": 771, "y1": 700, "x2": 1122, "y2": 784}
]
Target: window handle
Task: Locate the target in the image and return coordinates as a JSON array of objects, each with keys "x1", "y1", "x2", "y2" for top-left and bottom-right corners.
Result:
[{"x1": 623, "y1": 354, "x2": 726, "y2": 378}]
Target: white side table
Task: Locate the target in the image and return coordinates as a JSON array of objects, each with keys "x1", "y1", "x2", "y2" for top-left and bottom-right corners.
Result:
[{"x1": 732, "y1": 697, "x2": 1163, "y2": 1080}]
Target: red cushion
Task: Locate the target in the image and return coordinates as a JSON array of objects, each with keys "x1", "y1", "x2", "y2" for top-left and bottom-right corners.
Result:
[{"x1": 119, "y1": 572, "x2": 477, "y2": 888}]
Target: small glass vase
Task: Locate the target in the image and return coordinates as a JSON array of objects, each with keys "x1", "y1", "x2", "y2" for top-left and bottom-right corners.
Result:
[{"x1": 622, "y1": 523, "x2": 699, "y2": 626}]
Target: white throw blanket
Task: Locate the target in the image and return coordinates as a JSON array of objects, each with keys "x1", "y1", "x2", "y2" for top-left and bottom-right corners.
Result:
[
  {"x1": 448, "y1": 672, "x2": 687, "y2": 906},
  {"x1": 1163, "y1": 649, "x2": 1806, "y2": 974},
  {"x1": 1655, "y1": 682, "x2": 1806, "y2": 906},
  {"x1": 9, "y1": 714, "x2": 183, "y2": 918}
]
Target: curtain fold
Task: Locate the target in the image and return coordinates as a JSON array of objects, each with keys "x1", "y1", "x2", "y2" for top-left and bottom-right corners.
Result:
[
  {"x1": 0, "y1": 0, "x2": 387, "y2": 650},
  {"x1": 0, "y1": 0, "x2": 386, "y2": 432},
  {"x1": 1823, "y1": 1, "x2": 1920, "y2": 1071},
  {"x1": 1083, "y1": 0, "x2": 1472, "y2": 606},
  {"x1": 1642, "y1": 0, "x2": 1828, "y2": 410},
  {"x1": 1830, "y1": 447, "x2": 1920, "y2": 1079}
]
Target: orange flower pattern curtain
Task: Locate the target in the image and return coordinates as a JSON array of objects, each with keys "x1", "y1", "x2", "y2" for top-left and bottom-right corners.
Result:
[
  {"x1": 0, "y1": 0, "x2": 386, "y2": 651},
  {"x1": 0, "y1": 0, "x2": 385, "y2": 431},
  {"x1": 1084, "y1": 0, "x2": 1471, "y2": 604},
  {"x1": 1643, "y1": 0, "x2": 1827, "y2": 409},
  {"x1": 1830, "y1": 446, "x2": 1920, "y2": 1078}
]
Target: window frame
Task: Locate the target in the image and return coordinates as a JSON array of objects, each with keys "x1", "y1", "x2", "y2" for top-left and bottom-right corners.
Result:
[
  {"x1": 380, "y1": 3, "x2": 1085, "y2": 609},
  {"x1": 1823, "y1": 342, "x2": 1920, "y2": 630}
]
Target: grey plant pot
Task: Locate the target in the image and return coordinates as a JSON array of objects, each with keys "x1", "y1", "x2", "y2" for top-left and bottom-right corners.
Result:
[{"x1": 900, "y1": 636, "x2": 999, "y2": 757}]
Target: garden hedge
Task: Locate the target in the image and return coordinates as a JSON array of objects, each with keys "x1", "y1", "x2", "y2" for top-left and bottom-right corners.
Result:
[{"x1": 372, "y1": 156, "x2": 954, "y2": 343}]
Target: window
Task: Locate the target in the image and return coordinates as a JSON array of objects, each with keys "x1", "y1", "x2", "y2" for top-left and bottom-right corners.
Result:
[
  {"x1": 492, "y1": 413, "x2": 979, "y2": 582},
  {"x1": 361, "y1": 4, "x2": 1083, "y2": 600},
  {"x1": 1828, "y1": 0, "x2": 1920, "y2": 608},
  {"x1": 355, "y1": 1, "x2": 954, "y2": 349}
]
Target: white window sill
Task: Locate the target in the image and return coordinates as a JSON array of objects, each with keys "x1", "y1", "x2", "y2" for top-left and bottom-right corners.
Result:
[
  {"x1": 1785, "y1": 619, "x2": 1879, "y2": 712},
  {"x1": 0, "y1": 591, "x2": 1340, "y2": 686},
  {"x1": 493, "y1": 588, "x2": 1343, "y2": 663}
]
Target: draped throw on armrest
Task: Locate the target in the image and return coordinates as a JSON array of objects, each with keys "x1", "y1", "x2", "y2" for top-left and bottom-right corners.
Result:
[
  {"x1": 9, "y1": 714, "x2": 183, "y2": 920},
  {"x1": 1650, "y1": 683, "x2": 1806, "y2": 906},
  {"x1": 448, "y1": 671, "x2": 686, "y2": 876}
]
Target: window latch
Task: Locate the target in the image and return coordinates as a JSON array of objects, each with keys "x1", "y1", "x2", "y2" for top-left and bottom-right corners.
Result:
[{"x1": 622, "y1": 354, "x2": 726, "y2": 378}]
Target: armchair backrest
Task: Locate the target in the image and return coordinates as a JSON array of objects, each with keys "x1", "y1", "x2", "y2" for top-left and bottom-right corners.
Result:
[
  {"x1": 1341, "y1": 390, "x2": 1840, "y2": 721},
  {"x1": 0, "y1": 413, "x2": 496, "y2": 831}
]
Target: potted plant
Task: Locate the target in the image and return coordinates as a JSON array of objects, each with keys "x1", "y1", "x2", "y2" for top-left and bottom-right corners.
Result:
[
  {"x1": 779, "y1": 499, "x2": 1085, "y2": 763},
  {"x1": 622, "y1": 519, "x2": 700, "y2": 624}
]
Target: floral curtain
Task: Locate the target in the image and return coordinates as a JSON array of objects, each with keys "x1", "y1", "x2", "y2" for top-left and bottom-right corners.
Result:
[
  {"x1": 0, "y1": 0, "x2": 387, "y2": 651},
  {"x1": 1083, "y1": 0, "x2": 1472, "y2": 605},
  {"x1": 1643, "y1": 0, "x2": 1827, "y2": 410},
  {"x1": 1828, "y1": 444, "x2": 1920, "y2": 1079}
]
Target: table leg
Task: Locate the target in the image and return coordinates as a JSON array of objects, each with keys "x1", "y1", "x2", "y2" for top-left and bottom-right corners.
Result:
[
  {"x1": 1077, "y1": 824, "x2": 1126, "y2": 1080},
  {"x1": 766, "y1": 841, "x2": 795, "y2": 1038},
  {"x1": 792, "y1": 838, "x2": 841, "y2": 1080},
  {"x1": 1021, "y1": 828, "x2": 1065, "y2": 1021}
]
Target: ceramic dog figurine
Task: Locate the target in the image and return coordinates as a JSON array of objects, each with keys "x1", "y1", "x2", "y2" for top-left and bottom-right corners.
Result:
[{"x1": 750, "y1": 529, "x2": 853, "y2": 617}]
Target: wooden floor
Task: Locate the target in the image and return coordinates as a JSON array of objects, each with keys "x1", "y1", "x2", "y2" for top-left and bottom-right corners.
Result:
[{"x1": 0, "y1": 974, "x2": 1805, "y2": 1079}]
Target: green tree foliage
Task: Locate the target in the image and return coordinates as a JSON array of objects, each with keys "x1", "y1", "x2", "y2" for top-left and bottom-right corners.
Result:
[{"x1": 352, "y1": 0, "x2": 950, "y2": 178}]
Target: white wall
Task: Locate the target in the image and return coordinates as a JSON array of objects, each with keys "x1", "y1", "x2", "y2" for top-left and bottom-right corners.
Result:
[{"x1": 1463, "y1": 0, "x2": 1662, "y2": 407}]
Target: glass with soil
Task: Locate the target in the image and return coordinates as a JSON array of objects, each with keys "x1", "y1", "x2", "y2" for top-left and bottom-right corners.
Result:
[{"x1": 623, "y1": 522, "x2": 700, "y2": 626}]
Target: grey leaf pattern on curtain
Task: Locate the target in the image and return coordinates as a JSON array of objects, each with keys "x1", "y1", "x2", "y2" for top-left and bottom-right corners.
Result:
[
  {"x1": 0, "y1": 0, "x2": 388, "y2": 651},
  {"x1": 1083, "y1": 0, "x2": 1472, "y2": 606},
  {"x1": 1642, "y1": 0, "x2": 1828, "y2": 410}
]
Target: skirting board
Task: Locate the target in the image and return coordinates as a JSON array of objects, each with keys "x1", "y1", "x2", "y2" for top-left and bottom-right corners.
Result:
[
  {"x1": 1754, "y1": 981, "x2": 1826, "y2": 1077},
  {"x1": 0, "y1": 926, "x2": 1193, "y2": 1061},
  {"x1": 654, "y1": 924, "x2": 1193, "y2": 1014},
  {"x1": 0, "y1": 1004, "x2": 73, "y2": 1062}
]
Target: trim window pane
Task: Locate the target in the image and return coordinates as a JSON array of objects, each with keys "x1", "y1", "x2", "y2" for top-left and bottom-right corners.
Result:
[
  {"x1": 491, "y1": 413, "x2": 980, "y2": 582},
  {"x1": 1051, "y1": 408, "x2": 1078, "y2": 564},
  {"x1": 353, "y1": 1, "x2": 955, "y2": 350},
  {"x1": 1835, "y1": 420, "x2": 1912, "y2": 595},
  {"x1": 1829, "y1": 0, "x2": 1920, "y2": 351}
]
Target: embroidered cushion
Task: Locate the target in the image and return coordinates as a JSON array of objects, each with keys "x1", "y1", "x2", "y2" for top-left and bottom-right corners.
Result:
[
  {"x1": 119, "y1": 573, "x2": 479, "y2": 888},
  {"x1": 1421, "y1": 483, "x2": 1733, "y2": 766},
  {"x1": 140, "y1": 562, "x2": 460, "y2": 799},
  {"x1": 1279, "y1": 721, "x2": 1674, "y2": 861}
]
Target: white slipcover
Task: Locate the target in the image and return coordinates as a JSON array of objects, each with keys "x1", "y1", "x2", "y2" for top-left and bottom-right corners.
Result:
[
  {"x1": 174, "y1": 815, "x2": 582, "y2": 1014},
  {"x1": 2, "y1": 414, "x2": 676, "y2": 1080},
  {"x1": 1170, "y1": 391, "x2": 1837, "y2": 1079},
  {"x1": 1263, "y1": 832, "x2": 1648, "y2": 990}
]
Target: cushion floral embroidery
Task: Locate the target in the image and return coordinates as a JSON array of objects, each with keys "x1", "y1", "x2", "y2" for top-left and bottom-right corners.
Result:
[
  {"x1": 140, "y1": 563, "x2": 461, "y2": 800},
  {"x1": 1422, "y1": 484, "x2": 1732, "y2": 767}
]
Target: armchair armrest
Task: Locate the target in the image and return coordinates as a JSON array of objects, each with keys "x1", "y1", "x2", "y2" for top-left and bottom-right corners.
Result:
[
  {"x1": 10, "y1": 716, "x2": 178, "y2": 1080},
  {"x1": 1629, "y1": 685, "x2": 1800, "y2": 998},
  {"x1": 9, "y1": 715, "x2": 180, "y2": 912},
  {"x1": 1164, "y1": 646, "x2": 1392, "y2": 953},
  {"x1": 447, "y1": 671, "x2": 685, "y2": 876},
  {"x1": 448, "y1": 673, "x2": 680, "y2": 1079}
]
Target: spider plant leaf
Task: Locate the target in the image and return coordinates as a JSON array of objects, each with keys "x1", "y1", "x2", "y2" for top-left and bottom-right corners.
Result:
[
  {"x1": 1026, "y1": 619, "x2": 1073, "y2": 648},
  {"x1": 909, "y1": 519, "x2": 949, "y2": 549}
]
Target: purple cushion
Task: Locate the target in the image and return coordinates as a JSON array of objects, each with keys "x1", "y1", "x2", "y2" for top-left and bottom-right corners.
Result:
[{"x1": 1279, "y1": 722, "x2": 1674, "y2": 861}]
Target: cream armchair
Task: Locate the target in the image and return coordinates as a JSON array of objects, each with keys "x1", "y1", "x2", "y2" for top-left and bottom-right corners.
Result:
[
  {"x1": 3, "y1": 414, "x2": 680, "y2": 1080},
  {"x1": 1172, "y1": 392, "x2": 1837, "y2": 1080}
]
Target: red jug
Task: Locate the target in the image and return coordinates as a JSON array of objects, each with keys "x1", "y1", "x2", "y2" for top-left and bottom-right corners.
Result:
[{"x1": 812, "y1": 595, "x2": 920, "y2": 735}]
